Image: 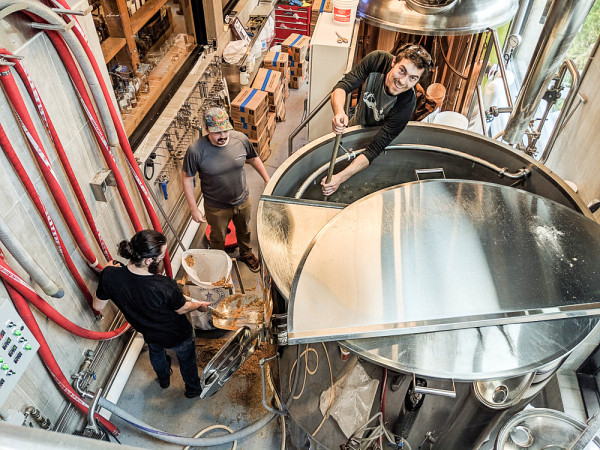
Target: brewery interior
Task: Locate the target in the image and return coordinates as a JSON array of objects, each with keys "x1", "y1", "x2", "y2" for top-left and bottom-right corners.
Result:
[{"x1": 2, "y1": 0, "x2": 600, "y2": 448}]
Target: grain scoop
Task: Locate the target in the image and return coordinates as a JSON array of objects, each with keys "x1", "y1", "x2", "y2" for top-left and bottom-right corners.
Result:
[{"x1": 209, "y1": 293, "x2": 266, "y2": 330}]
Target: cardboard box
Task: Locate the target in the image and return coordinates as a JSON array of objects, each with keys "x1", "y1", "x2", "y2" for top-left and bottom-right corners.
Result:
[
  {"x1": 257, "y1": 141, "x2": 271, "y2": 162},
  {"x1": 276, "y1": 97, "x2": 286, "y2": 122},
  {"x1": 230, "y1": 88, "x2": 268, "y2": 125},
  {"x1": 263, "y1": 51, "x2": 289, "y2": 70},
  {"x1": 268, "y1": 84, "x2": 284, "y2": 111},
  {"x1": 266, "y1": 112, "x2": 276, "y2": 139},
  {"x1": 233, "y1": 114, "x2": 268, "y2": 140},
  {"x1": 289, "y1": 74, "x2": 306, "y2": 89},
  {"x1": 251, "y1": 69, "x2": 283, "y2": 105},
  {"x1": 281, "y1": 33, "x2": 310, "y2": 62},
  {"x1": 249, "y1": 127, "x2": 269, "y2": 152},
  {"x1": 290, "y1": 63, "x2": 305, "y2": 77}
]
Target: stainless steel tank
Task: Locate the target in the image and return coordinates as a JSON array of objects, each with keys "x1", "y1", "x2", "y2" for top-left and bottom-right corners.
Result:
[{"x1": 257, "y1": 124, "x2": 600, "y2": 449}]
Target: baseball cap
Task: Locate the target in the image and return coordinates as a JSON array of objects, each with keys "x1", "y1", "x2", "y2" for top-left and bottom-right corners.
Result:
[{"x1": 205, "y1": 107, "x2": 233, "y2": 133}]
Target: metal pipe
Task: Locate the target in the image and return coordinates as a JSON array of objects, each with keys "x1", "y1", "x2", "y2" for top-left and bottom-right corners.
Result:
[
  {"x1": 502, "y1": 0, "x2": 595, "y2": 144},
  {"x1": 144, "y1": 178, "x2": 187, "y2": 252},
  {"x1": 294, "y1": 144, "x2": 530, "y2": 198},
  {"x1": 540, "y1": 59, "x2": 581, "y2": 164},
  {"x1": 490, "y1": 28, "x2": 513, "y2": 109},
  {"x1": 288, "y1": 93, "x2": 331, "y2": 156},
  {"x1": 476, "y1": 85, "x2": 486, "y2": 134},
  {"x1": 295, "y1": 149, "x2": 367, "y2": 198}
]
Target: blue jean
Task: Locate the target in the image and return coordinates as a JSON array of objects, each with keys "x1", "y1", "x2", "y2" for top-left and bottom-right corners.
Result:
[{"x1": 148, "y1": 336, "x2": 201, "y2": 393}]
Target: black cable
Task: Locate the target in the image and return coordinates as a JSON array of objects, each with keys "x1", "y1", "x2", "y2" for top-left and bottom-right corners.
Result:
[{"x1": 97, "y1": 419, "x2": 122, "y2": 444}]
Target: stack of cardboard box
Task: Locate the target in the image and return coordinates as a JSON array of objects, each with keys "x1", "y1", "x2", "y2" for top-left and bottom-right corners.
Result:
[
  {"x1": 230, "y1": 87, "x2": 270, "y2": 161},
  {"x1": 281, "y1": 33, "x2": 310, "y2": 89},
  {"x1": 263, "y1": 50, "x2": 291, "y2": 101},
  {"x1": 310, "y1": 0, "x2": 332, "y2": 35},
  {"x1": 252, "y1": 68, "x2": 285, "y2": 124}
]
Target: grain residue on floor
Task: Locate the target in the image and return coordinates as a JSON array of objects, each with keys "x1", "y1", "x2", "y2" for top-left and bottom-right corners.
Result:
[{"x1": 197, "y1": 337, "x2": 278, "y2": 421}]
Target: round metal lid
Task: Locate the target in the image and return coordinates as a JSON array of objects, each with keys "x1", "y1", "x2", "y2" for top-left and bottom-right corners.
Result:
[
  {"x1": 358, "y1": 0, "x2": 518, "y2": 35},
  {"x1": 496, "y1": 409, "x2": 600, "y2": 449},
  {"x1": 285, "y1": 180, "x2": 600, "y2": 379}
]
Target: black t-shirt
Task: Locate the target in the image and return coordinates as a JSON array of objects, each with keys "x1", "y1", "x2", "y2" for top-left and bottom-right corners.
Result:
[
  {"x1": 96, "y1": 266, "x2": 192, "y2": 348},
  {"x1": 334, "y1": 50, "x2": 416, "y2": 163}
]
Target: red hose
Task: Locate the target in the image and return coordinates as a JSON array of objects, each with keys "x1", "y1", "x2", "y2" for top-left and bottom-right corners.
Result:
[
  {"x1": 43, "y1": 2, "x2": 173, "y2": 277},
  {"x1": 0, "y1": 257, "x2": 130, "y2": 340},
  {"x1": 0, "y1": 48, "x2": 112, "y2": 262},
  {"x1": 2, "y1": 275, "x2": 120, "y2": 435},
  {"x1": 0, "y1": 122, "x2": 98, "y2": 315},
  {"x1": 38, "y1": 31, "x2": 143, "y2": 233},
  {"x1": 0, "y1": 63, "x2": 101, "y2": 273}
]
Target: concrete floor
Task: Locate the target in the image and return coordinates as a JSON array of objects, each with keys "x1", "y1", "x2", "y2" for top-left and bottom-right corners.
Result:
[{"x1": 111, "y1": 76, "x2": 309, "y2": 449}]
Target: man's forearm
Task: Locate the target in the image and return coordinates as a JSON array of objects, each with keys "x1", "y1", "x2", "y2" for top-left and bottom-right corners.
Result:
[
  {"x1": 331, "y1": 88, "x2": 347, "y2": 116},
  {"x1": 182, "y1": 174, "x2": 197, "y2": 210},
  {"x1": 247, "y1": 157, "x2": 270, "y2": 183},
  {"x1": 336, "y1": 154, "x2": 370, "y2": 183}
]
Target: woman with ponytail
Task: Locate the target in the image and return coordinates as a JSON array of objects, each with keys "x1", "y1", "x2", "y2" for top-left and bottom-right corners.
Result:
[{"x1": 93, "y1": 230, "x2": 209, "y2": 398}]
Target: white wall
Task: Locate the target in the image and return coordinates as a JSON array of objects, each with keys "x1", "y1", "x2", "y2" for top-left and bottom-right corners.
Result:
[{"x1": 0, "y1": 2, "x2": 148, "y2": 430}]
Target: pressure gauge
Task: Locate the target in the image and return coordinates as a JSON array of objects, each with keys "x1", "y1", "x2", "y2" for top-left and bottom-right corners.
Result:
[
  {"x1": 507, "y1": 34, "x2": 522, "y2": 51},
  {"x1": 504, "y1": 34, "x2": 521, "y2": 64}
]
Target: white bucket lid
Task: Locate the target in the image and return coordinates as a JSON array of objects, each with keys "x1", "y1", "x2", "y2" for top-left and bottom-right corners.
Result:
[{"x1": 432, "y1": 111, "x2": 469, "y2": 130}]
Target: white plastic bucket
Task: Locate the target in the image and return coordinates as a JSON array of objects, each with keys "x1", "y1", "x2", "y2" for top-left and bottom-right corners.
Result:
[
  {"x1": 181, "y1": 249, "x2": 232, "y2": 288},
  {"x1": 432, "y1": 111, "x2": 469, "y2": 130},
  {"x1": 181, "y1": 249, "x2": 234, "y2": 330},
  {"x1": 332, "y1": 0, "x2": 358, "y2": 24}
]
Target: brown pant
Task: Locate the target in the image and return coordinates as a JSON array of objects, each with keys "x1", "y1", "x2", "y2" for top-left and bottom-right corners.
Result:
[{"x1": 204, "y1": 197, "x2": 253, "y2": 257}]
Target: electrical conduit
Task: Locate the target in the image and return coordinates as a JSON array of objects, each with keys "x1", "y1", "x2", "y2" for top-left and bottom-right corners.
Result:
[
  {"x1": 0, "y1": 256, "x2": 129, "y2": 339},
  {"x1": 1, "y1": 266, "x2": 120, "y2": 435},
  {"x1": 0, "y1": 62, "x2": 101, "y2": 272},
  {"x1": 0, "y1": 122, "x2": 97, "y2": 314},
  {"x1": 0, "y1": 48, "x2": 112, "y2": 262},
  {"x1": 0, "y1": 213, "x2": 63, "y2": 298}
]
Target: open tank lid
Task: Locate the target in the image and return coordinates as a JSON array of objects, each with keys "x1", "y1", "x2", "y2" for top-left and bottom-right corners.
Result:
[
  {"x1": 287, "y1": 180, "x2": 600, "y2": 345},
  {"x1": 358, "y1": 0, "x2": 518, "y2": 35}
]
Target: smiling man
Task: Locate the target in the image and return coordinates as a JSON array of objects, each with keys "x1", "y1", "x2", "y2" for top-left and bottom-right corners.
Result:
[{"x1": 321, "y1": 44, "x2": 433, "y2": 196}]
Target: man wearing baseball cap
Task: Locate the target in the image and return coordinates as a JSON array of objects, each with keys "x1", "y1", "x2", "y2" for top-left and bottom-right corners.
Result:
[{"x1": 182, "y1": 107, "x2": 269, "y2": 272}]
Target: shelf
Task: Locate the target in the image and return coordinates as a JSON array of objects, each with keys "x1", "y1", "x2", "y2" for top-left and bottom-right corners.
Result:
[
  {"x1": 101, "y1": 37, "x2": 127, "y2": 63},
  {"x1": 122, "y1": 34, "x2": 194, "y2": 136},
  {"x1": 130, "y1": 0, "x2": 169, "y2": 34}
]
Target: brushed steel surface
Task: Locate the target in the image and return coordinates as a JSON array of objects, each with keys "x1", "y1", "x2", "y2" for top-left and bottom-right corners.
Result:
[
  {"x1": 289, "y1": 180, "x2": 600, "y2": 344},
  {"x1": 503, "y1": 0, "x2": 595, "y2": 144},
  {"x1": 257, "y1": 197, "x2": 344, "y2": 300},
  {"x1": 258, "y1": 125, "x2": 598, "y2": 379},
  {"x1": 358, "y1": 0, "x2": 518, "y2": 35}
]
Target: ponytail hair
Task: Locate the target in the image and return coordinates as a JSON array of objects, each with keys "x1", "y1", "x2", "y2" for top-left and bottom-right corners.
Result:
[{"x1": 118, "y1": 230, "x2": 166, "y2": 267}]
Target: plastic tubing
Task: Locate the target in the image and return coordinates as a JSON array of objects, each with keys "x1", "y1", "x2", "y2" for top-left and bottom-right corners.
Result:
[
  {"x1": 0, "y1": 122, "x2": 98, "y2": 314},
  {"x1": 42, "y1": 0, "x2": 173, "y2": 276},
  {"x1": 98, "y1": 396, "x2": 275, "y2": 446},
  {"x1": 0, "y1": 48, "x2": 112, "y2": 262},
  {"x1": 0, "y1": 62, "x2": 101, "y2": 272},
  {"x1": 0, "y1": 213, "x2": 63, "y2": 298},
  {"x1": 0, "y1": 257, "x2": 129, "y2": 340},
  {"x1": 2, "y1": 273, "x2": 120, "y2": 436}
]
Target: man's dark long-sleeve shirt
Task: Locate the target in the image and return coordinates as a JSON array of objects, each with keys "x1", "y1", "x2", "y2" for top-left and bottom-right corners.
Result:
[{"x1": 334, "y1": 50, "x2": 416, "y2": 163}]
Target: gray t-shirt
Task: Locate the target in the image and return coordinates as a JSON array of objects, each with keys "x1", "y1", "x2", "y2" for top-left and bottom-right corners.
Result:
[{"x1": 183, "y1": 131, "x2": 258, "y2": 208}]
